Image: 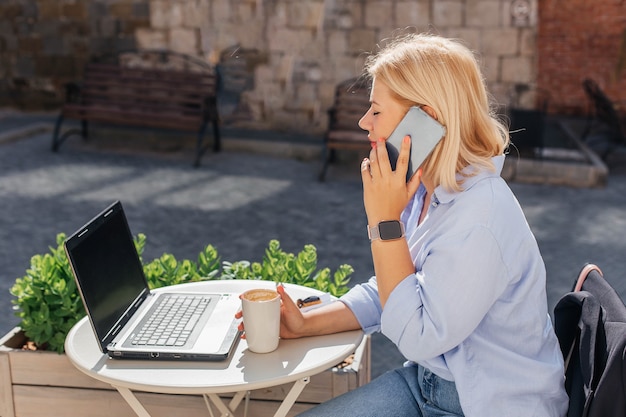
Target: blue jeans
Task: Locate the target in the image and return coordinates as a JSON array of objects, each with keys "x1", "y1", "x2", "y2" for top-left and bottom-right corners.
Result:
[{"x1": 297, "y1": 364, "x2": 464, "y2": 417}]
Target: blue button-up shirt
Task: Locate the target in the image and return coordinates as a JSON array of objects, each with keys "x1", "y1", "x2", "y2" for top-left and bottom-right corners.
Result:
[{"x1": 341, "y1": 155, "x2": 568, "y2": 417}]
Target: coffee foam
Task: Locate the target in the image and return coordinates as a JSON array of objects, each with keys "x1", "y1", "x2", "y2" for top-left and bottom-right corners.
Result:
[{"x1": 243, "y1": 289, "x2": 279, "y2": 302}]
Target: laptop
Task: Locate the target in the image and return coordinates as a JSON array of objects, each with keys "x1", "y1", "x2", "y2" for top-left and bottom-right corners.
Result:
[{"x1": 64, "y1": 200, "x2": 241, "y2": 361}]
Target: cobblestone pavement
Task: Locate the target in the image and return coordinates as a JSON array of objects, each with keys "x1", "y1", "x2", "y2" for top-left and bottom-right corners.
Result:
[{"x1": 1, "y1": 115, "x2": 626, "y2": 379}]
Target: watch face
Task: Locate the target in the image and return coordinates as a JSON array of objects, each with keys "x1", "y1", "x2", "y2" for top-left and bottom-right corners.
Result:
[{"x1": 378, "y1": 220, "x2": 403, "y2": 240}]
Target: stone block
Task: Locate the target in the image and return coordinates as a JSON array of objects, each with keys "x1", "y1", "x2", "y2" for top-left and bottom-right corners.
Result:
[
  {"x1": 395, "y1": 1, "x2": 430, "y2": 29},
  {"x1": 443, "y1": 28, "x2": 481, "y2": 51},
  {"x1": 433, "y1": 0, "x2": 464, "y2": 27},
  {"x1": 212, "y1": 0, "x2": 233, "y2": 23},
  {"x1": 182, "y1": 1, "x2": 207, "y2": 27},
  {"x1": 319, "y1": 82, "x2": 336, "y2": 108},
  {"x1": 272, "y1": 109, "x2": 312, "y2": 132},
  {"x1": 364, "y1": 1, "x2": 393, "y2": 29},
  {"x1": 0, "y1": 4, "x2": 21, "y2": 20},
  {"x1": 482, "y1": 28, "x2": 519, "y2": 55},
  {"x1": 35, "y1": 20, "x2": 61, "y2": 39},
  {"x1": 519, "y1": 28, "x2": 535, "y2": 56},
  {"x1": 0, "y1": 21, "x2": 12, "y2": 35},
  {"x1": 15, "y1": 56, "x2": 35, "y2": 78},
  {"x1": 1, "y1": 34, "x2": 18, "y2": 52},
  {"x1": 232, "y1": 26, "x2": 265, "y2": 51},
  {"x1": 111, "y1": 36, "x2": 138, "y2": 53},
  {"x1": 348, "y1": 29, "x2": 377, "y2": 54},
  {"x1": 337, "y1": 2, "x2": 363, "y2": 28},
  {"x1": 169, "y1": 28, "x2": 199, "y2": 55},
  {"x1": 335, "y1": 10, "x2": 354, "y2": 30},
  {"x1": 327, "y1": 30, "x2": 348, "y2": 57},
  {"x1": 481, "y1": 56, "x2": 500, "y2": 84},
  {"x1": 212, "y1": 29, "x2": 241, "y2": 54},
  {"x1": 34, "y1": 55, "x2": 76, "y2": 78},
  {"x1": 135, "y1": 28, "x2": 168, "y2": 50},
  {"x1": 254, "y1": 65, "x2": 275, "y2": 87},
  {"x1": 234, "y1": 2, "x2": 257, "y2": 23},
  {"x1": 132, "y1": 2, "x2": 150, "y2": 19},
  {"x1": 108, "y1": 3, "x2": 134, "y2": 19},
  {"x1": 88, "y1": 2, "x2": 107, "y2": 18},
  {"x1": 21, "y1": 1, "x2": 38, "y2": 19},
  {"x1": 330, "y1": 55, "x2": 364, "y2": 82},
  {"x1": 268, "y1": 28, "x2": 315, "y2": 53},
  {"x1": 18, "y1": 36, "x2": 42, "y2": 54},
  {"x1": 37, "y1": 2, "x2": 61, "y2": 20},
  {"x1": 501, "y1": 55, "x2": 534, "y2": 83},
  {"x1": 466, "y1": 0, "x2": 501, "y2": 27},
  {"x1": 99, "y1": 16, "x2": 119, "y2": 38},
  {"x1": 151, "y1": 0, "x2": 183, "y2": 29},
  {"x1": 287, "y1": 1, "x2": 324, "y2": 30},
  {"x1": 150, "y1": 0, "x2": 167, "y2": 29},
  {"x1": 42, "y1": 37, "x2": 66, "y2": 56},
  {"x1": 59, "y1": 20, "x2": 89, "y2": 37},
  {"x1": 69, "y1": 37, "x2": 89, "y2": 56},
  {"x1": 489, "y1": 82, "x2": 509, "y2": 105},
  {"x1": 61, "y1": 2, "x2": 87, "y2": 20}
]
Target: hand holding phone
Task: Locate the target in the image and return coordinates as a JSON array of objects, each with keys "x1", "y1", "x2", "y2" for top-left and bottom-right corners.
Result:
[{"x1": 385, "y1": 106, "x2": 446, "y2": 182}]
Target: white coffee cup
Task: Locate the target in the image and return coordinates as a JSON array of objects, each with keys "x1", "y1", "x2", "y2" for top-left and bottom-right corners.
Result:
[{"x1": 240, "y1": 288, "x2": 281, "y2": 353}]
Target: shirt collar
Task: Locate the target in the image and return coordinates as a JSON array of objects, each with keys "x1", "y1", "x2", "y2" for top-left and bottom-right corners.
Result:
[{"x1": 433, "y1": 154, "x2": 505, "y2": 205}]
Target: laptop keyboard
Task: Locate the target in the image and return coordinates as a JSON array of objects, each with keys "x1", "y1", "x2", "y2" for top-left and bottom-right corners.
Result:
[{"x1": 130, "y1": 294, "x2": 212, "y2": 347}]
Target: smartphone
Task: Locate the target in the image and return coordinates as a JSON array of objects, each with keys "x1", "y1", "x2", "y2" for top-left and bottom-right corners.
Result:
[{"x1": 386, "y1": 106, "x2": 446, "y2": 182}]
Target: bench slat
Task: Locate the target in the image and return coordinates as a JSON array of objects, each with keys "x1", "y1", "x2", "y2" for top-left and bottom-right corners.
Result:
[
  {"x1": 62, "y1": 104, "x2": 204, "y2": 131},
  {"x1": 83, "y1": 79, "x2": 214, "y2": 98},
  {"x1": 80, "y1": 91, "x2": 206, "y2": 111},
  {"x1": 53, "y1": 56, "x2": 221, "y2": 166}
]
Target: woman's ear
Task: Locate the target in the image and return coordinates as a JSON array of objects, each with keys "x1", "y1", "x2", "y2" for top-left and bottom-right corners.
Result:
[{"x1": 421, "y1": 105, "x2": 438, "y2": 120}]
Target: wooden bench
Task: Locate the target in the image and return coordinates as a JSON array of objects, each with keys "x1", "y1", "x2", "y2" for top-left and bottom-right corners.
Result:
[
  {"x1": 319, "y1": 77, "x2": 371, "y2": 181},
  {"x1": 52, "y1": 51, "x2": 220, "y2": 167}
]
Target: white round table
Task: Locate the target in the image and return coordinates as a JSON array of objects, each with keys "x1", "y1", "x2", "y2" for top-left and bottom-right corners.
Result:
[{"x1": 65, "y1": 280, "x2": 364, "y2": 417}]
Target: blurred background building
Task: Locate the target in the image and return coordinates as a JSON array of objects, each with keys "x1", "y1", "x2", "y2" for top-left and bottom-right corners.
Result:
[{"x1": 0, "y1": 0, "x2": 624, "y2": 136}]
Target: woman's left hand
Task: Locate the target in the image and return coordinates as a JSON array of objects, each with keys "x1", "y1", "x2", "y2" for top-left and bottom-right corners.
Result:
[{"x1": 361, "y1": 135, "x2": 422, "y2": 225}]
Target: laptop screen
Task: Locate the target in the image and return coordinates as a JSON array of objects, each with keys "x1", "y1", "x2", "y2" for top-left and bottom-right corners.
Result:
[{"x1": 65, "y1": 201, "x2": 149, "y2": 345}]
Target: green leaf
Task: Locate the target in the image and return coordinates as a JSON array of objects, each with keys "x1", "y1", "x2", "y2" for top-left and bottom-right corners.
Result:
[{"x1": 11, "y1": 233, "x2": 353, "y2": 353}]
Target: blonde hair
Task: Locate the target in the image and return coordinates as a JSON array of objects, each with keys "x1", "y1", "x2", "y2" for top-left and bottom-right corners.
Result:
[{"x1": 364, "y1": 33, "x2": 509, "y2": 192}]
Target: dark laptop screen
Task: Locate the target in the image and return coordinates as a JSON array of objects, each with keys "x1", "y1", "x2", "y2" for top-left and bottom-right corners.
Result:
[{"x1": 65, "y1": 201, "x2": 149, "y2": 345}]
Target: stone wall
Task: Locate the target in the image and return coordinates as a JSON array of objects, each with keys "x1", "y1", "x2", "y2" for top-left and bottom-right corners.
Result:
[
  {"x1": 1, "y1": 0, "x2": 541, "y2": 135},
  {"x1": 0, "y1": 0, "x2": 151, "y2": 110},
  {"x1": 137, "y1": 0, "x2": 539, "y2": 133}
]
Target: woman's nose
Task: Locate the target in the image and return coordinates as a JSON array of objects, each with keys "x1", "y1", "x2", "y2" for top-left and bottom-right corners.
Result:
[{"x1": 358, "y1": 112, "x2": 370, "y2": 132}]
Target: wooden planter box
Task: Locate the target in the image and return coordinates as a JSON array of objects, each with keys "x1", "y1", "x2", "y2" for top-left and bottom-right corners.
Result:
[{"x1": 0, "y1": 327, "x2": 370, "y2": 417}]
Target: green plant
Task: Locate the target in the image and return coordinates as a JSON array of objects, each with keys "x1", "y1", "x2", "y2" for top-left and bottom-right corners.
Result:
[
  {"x1": 10, "y1": 233, "x2": 83, "y2": 353},
  {"x1": 221, "y1": 239, "x2": 353, "y2": 296},
  {"x1": 142, "y1": 242, "x2": 222, "y2": 289},
  {"x1": 9, "y1": 234, "x2": 353, "y2": 353}
]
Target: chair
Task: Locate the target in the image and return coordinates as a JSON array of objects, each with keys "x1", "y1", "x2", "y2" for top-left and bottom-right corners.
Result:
[
  {"x1": 553, "y1": 263, "x2": 626, "y2": 417},
  {"x1": 318, "y1": 77, "x2": 371, "y2": 181},
  {"x1": 581, "y1": 78, "x2": 626, "y2": 159}
]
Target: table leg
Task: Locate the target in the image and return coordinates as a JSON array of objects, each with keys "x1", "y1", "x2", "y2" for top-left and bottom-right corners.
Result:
[
  {"x1": 115, "y1": 386, "x2": 152, "y2": 417},
  {"x1": 273, "y1": 376, "x2": 310, "y2": 417},
  {"x1": 204, "y1": 391, "x2": 249, "y2": 417}
]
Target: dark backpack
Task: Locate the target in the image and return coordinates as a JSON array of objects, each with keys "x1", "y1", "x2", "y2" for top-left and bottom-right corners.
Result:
[{"x1": 554, "y1": 264, "x2": 626, "y2": 417}]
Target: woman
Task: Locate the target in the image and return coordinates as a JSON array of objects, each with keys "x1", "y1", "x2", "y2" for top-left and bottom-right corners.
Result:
[{"x1": 259, "y1": 33, "x2": 568, "y2": 416}]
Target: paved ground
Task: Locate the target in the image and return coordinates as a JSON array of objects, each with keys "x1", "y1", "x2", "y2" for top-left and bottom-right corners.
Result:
[{"x1": 1, "y1": 112, "x2": 626, "y2": 379}]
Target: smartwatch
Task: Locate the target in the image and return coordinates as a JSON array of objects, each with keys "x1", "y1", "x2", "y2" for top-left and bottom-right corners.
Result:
[{"x1": 367, "y1": 220, "x2": 405, "y2": 242}]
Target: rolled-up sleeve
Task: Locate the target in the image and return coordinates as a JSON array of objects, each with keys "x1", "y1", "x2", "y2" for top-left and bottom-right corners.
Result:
[{"x1": 339, "y1": 276, "x2": 383, "y2": 334}]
